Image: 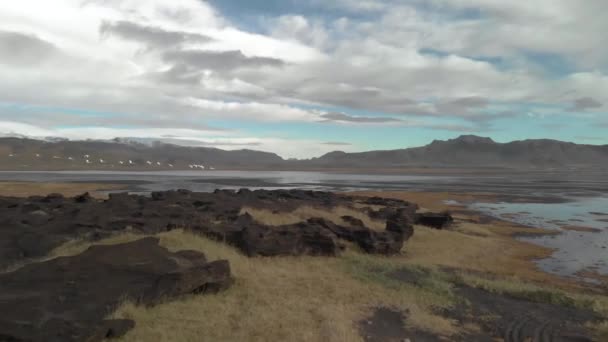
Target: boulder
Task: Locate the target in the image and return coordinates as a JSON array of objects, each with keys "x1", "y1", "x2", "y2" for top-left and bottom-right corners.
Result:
[
  {"x1": 415, "y1": 212, "x2": 454, "y2": 229},
  {"x1": 0, "y1": 238, "x2": 233, "y2": 342},
  {"x1": 74, "y1": 192, "x2": 93, "y2": 203},
  {"x1": 238, "y1": 221, "x2": 340, "y2": 257}
]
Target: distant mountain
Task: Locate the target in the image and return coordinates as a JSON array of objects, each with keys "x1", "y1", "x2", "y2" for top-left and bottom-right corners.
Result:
[
  {"x1": 0, "y1": 135, "x2": 607, "y2": 171},
  {"x1": 0, "y1": 137, "x2": 283, "y2": 170},
  {"x1": 307, "y1": 135, "x2": 608, "y2": 169}
]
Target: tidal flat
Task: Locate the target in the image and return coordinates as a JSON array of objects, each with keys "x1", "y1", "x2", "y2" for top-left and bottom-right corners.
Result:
[{"x1": 0, "y1": 177, "x2": 607, "y2": 341}]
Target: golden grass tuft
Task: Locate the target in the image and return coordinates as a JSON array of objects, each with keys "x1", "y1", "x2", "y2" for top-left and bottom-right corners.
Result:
[
  {"x1": 93, "y1": 229, "x2": 458, "y2": 342},
  {"x1": 7, "y1": 189, "x2": 606, "y2": 340},
  {"x1": 240, "y1": 205, "x2": 386, "y2": 231},
  {"x1": 14, "y1": 218, "x2": 608, "y2": 341}
]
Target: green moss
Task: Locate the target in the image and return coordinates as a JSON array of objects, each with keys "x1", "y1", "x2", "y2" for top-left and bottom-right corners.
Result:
[{"x1": 338, "y1": 252, "x2": 456, "y2": 307}]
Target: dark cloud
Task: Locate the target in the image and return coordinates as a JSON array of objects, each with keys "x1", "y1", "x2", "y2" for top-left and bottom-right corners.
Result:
[
  {"x1": 424, "y1": 124, "x2": 477, "y2": 132},
  {"x1": 321, "y1": 112, "x2": 401, "y2": 123},
  {"x1": 163, "y1": 50, "x2": 285, "y2": 72},
  {"x1": 321, "y1": 141, "x2": 352, "y2": 146},
  {"x1": 435, "y1": 96, "x2": 489, "y2": 114},
  {"x1": 571, "y1": 97, "x2": 602, "y2": 111},
  {"x1": 123, "y1": 137, "x2": 259, "y2": 147},
  {"x1": 100, "y1": 20, "x2": 212, "y2": 48},
  {"x1": 0, "y1": 31, "x2": 58, "y2": 66}
]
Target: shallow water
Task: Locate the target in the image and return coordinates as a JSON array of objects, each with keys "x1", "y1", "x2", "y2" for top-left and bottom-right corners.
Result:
[{"x1": 470, "y1": 197, "x2": 608, "y2": 280}]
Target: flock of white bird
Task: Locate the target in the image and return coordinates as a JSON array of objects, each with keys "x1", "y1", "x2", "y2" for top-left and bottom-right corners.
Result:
[
  {"x1": 188, "y1": 164, "x2": 215, "y2": 170},
  {"x1": 5, "y1": 153, "x2": 215, "y2": 170}
]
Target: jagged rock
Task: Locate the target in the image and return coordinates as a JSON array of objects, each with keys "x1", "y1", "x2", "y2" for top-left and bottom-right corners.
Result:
[
  {"x1": 74, "y1": 192, "x2": 93, "y2": 203},
  {"x1": 415, "y1": 212, "x2": 453, "y2": 229},
  {"x1": 238, "y1": 221, "x2": 341, "y2": 257},
  {"x1": 386, "y1": 209, "x2": 415, "y2": 241},
  {"x1": 0, "y1": 238, "x2": 233, "y2": 342},
  {"x1": 341, "y1": 215, "x2": 365, "y2": 227},
  {"x1": 42, "y1": 193, "x2": 65, "y2": 203},
  {"x1": 310, "y1": 217, "x2": 412, "y2": 255},
  {"x1": 0, "y1": 190, "x2": 424, "y2": 268}
]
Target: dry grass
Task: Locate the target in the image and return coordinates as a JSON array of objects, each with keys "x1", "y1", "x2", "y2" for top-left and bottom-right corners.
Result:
[
  {"x1": 25, "y1": 220, "x2": 608, "y2": 341},
  {"x1": 0, "y1": 181, "x2": 124, "y2": 198},
  {"x1": 241, "y1": 205, "x2": 386, "y2": 231},
  {"x1": 46, "y1": 229, "x2": 459, "y2": 342},
  {"x1": 111, "y1": 230, "x2": 458, "y2": 342},
  {"x1": 8, "y1": 188, "x2": 607, "y2": 340}
]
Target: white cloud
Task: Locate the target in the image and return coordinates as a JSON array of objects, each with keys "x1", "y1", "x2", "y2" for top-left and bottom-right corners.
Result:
[{"x1": 0, "y1": 0, "x2": 606, "y2": 157}]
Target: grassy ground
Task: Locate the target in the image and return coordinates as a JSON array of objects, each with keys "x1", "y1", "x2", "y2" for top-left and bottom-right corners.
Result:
[
  {"x1": 51, "y1": 230, "x2": 458, "y2": 341},
  {"x1": 45, "y1": 223, "x2": 608, "y2": 341},
  {"x1": 7, "y1": 186, "x2": 607, "y2": 340}
]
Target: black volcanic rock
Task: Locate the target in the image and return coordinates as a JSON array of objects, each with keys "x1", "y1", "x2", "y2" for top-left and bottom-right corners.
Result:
[
  {"x1": 0, "y1": 190, "x2": 420, "y2": 269},
  {"x1": 415, "y1": 212, "x2": 454, "y2": 229},
  {"x1": 0, "y1": 238, "x2": 233, "y2": 342},
  {"x1": 237, "y1": 220, "x2": 342, "y2": 257}
]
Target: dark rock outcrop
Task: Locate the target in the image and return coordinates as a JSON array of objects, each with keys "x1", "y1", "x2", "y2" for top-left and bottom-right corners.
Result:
[
  {"x1": 237, "y1": 220, "x2": 341, "y2": 257},
  {"x1": 0, "y1": 238, "x2": 233, "y2": 342},
  {"x1": 415, "y1": 212, "x2": 454, "y2": 229},
  {"x1": 0, "y1": 190, "x2": 421, "y2": 269}
]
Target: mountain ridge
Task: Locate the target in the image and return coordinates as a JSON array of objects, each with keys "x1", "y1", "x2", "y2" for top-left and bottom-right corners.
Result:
[{"x1": 1, "y1": 135, "x2": 607, "y2": 170}]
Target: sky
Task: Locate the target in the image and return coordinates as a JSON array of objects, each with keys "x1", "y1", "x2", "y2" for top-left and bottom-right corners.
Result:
[{"x1": 0, "y1": 0, "x2": 607, "y2": 158}]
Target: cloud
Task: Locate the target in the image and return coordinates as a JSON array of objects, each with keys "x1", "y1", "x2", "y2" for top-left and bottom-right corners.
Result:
[
  {"x1": 183, "y1": 98, "x2": 321, "y2": 122},
  {"x1": 0, "y1": 0, "x2": 607, "y2": 157},
  {"x1": 571, "y1": 97, "x2": 602, "y2": 111},
  {"x1": 322, "y1": 141, "x2": 353, "y2": 146},
  {"x1": 321, "y1": 112, "x2": 401, "y2": 123},
  {"x1": 0, "y1": 31, "x2": 59, "y2": 66},
  {"x1": 163, "y1": 49, "x2": 285, "y2": 73},
  {"x1": 100, "y1": 20, "x2": 213, "y2": 48}
]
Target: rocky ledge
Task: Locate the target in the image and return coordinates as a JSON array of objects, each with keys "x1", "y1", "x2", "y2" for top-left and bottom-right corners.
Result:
[
  {"x1": 0, "y1": 189, "x2": 453, "y2": 341},
  {"x1": 0, "y1": 237, "x2": 233, "y2": 342},
  {"x1": 0, "y1": 189, "x2": 452, "y2": 269}
]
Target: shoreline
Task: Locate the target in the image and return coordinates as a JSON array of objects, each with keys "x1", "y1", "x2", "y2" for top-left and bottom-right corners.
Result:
[{"x1": 1, "y1": 180, "x2": 602, "y2": 290}]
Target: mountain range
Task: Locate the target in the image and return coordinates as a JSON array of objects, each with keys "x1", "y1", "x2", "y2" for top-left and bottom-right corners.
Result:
[{"x1": 1, "y1": 135, "x2": 607, "y2": 171}]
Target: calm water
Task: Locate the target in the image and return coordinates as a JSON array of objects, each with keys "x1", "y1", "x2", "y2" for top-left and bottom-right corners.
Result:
[
  {"x1": 471, "y1": 198, "x2": 608, "y2": 280},
  {"x1": 1, "y1": 170, "x2": 607, "y2": 281}
]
